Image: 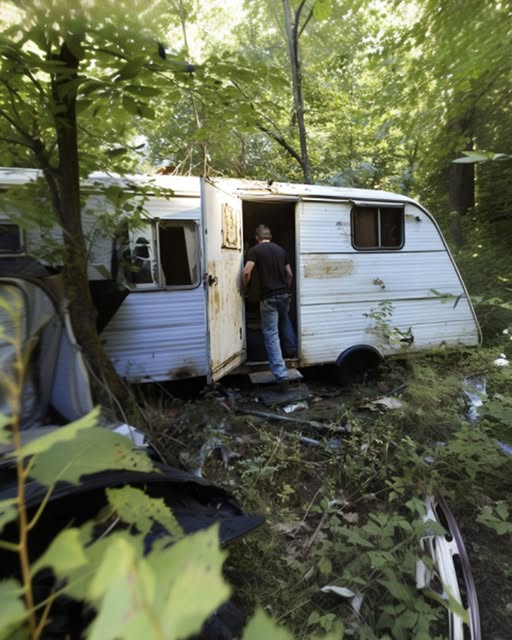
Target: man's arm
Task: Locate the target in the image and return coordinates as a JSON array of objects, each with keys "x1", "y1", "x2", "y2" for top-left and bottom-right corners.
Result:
[
  {"x1": 242, "y1": 260, "x2": 255, "y2": 294},
  {"x1": 285, "y1": 264, "x2": 293, "y2": 289}
]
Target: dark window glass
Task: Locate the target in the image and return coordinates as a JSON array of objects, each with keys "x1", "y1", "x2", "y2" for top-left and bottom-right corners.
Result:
[
  {"x1": 159, "y1": 221, "x2": 198, "y2": 287},
  {"x1": 353, "y1": 208, "x2": 378, "y2": 248},
  {"x1": 0, "y1": 223, "x2": 21, "y2": 252},
  {"x1": 380, "y1": 208, "x2": 403, "y2": 247},
  {"x1": 352, "y1": 206, "x2": 403, "y2": 249}
]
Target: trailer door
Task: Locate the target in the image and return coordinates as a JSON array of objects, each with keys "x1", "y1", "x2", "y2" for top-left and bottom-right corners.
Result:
[{"x1": 202, "y1": 178, "x2": 246, "y2": 382}]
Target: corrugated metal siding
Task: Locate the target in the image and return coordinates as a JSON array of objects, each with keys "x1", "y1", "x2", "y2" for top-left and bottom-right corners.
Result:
[
  {"x1": 142, "y1": 197, "x2": 201, "y2": 218},
  {"x1": 300, "y1": 297, "x2": 479, "y2": 364},
  {"x1": 299, "y1": 202, "x2": 446, "y2": 253},
  {"x1": 300, "y1": 251, "x2": 464, "y2": 304},
  {"x1": 297, "y1": 200, "x2": 479, "y2": 366},
  {"x1": 85, "y1": 195, "x2": 201, "y2": 280},
  {"x1": 101, "y1": 287, "x2": 207, "y2": 382}
]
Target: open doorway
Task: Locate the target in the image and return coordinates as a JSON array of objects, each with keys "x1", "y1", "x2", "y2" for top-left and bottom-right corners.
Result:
[{"x1": 242, "y1": 199, "x2": 297, "y2": 363}]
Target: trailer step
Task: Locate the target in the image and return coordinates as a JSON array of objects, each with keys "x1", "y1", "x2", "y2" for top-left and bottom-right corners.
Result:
[{"x1": 249, "y1": 368, "x2": 303, "y2": 385}]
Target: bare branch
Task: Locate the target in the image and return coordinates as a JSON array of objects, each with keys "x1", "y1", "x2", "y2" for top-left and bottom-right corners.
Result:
[
  {"x1": 298, "y1": 7, "x2": 314, "y2": 38},
  {"x1": 0, "y1": 107, "x2": 34, "y2": 144},
  {"x1": 257, "y1": 123, "x2": 303, "y2": 166}
]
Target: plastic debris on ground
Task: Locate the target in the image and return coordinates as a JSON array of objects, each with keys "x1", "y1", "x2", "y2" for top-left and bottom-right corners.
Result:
[
  {"x1": 493, "y1": 353, "x2": 510, "y2": 367},
  {"x1": 363, "y1": 396, "x2": 404, "y2": 411},
  {"x1": 113, "y1": 423, "x2": 146, "y2": 447},
  {"x1": 321, "y1": 585, "x2": 364, "y2": 613},
  {"x1": 283, "y1": 401, "x2": 309, "y2": 414},
  {"x1": 463, "y1": 376, "x2": 487, "y2": 424},
  {"x1": 463, "y1": 376, "x2": 512, "y2": 456}
]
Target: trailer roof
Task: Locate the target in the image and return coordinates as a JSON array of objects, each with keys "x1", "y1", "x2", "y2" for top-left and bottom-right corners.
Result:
[
  {"x1": 232, "y1": 179, "x2": 417, "y2": 204},
  {"x1": 0, "y1": 168, "x2": 417, "y2": 204}
]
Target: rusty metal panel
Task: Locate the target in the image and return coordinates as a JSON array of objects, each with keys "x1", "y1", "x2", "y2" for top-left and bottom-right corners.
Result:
[
  {"x1": 299, "y1": 251, "x2": 466, "y2": 305},
  {"x1": 101, "y1": 287, "x2": 207, "y2": 382},
  {"x1": 203, "y1": 180, "x2": 246, "y2": 382},
  {"x1": 221, "y1": 202, "x2": 241, "y2": 249}
]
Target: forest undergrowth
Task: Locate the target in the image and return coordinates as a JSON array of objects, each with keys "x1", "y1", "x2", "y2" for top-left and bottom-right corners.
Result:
[{"x1": 146, "y1": 318, "x2": 512, "y2": 639}]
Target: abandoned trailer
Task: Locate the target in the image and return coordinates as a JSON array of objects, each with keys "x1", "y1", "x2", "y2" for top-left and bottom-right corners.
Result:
[{"x1": 0, "y1": 169, "x2": 481, "y2": 384}]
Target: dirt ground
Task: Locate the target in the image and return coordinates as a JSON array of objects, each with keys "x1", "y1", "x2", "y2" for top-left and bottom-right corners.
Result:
[{"x1": 145, "y1": 364, "x2": 512, "y2": 639}]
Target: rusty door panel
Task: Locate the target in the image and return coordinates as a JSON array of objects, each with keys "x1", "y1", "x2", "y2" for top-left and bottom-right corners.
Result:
[{"x1": 203, "y1": 179, "x2": 246, "y2": 382}]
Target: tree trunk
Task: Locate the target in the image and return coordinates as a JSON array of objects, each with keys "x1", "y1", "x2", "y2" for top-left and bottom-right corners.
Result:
[
  {"x1": 47, "y1": 41, "x2": 130, "y2": 415},
  {"x1": 447, "y1": 117, "x2": 475, "y2": 248},
  {"x1": 282, "y1": 0, "x2": 313, "y2": 183}
]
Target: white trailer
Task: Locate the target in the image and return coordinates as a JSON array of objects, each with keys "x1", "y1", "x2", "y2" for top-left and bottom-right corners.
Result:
[{"x1": 0, "y1": 170, "x2": 481, "y2": 384}]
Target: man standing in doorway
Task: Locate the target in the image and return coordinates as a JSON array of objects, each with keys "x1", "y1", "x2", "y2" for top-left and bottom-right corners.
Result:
[{"x1": 242, "y1": 224, "x2": 297, "y2": 392}]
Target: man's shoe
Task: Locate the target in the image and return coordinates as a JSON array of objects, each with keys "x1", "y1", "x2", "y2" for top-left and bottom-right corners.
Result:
[{"x1": 278, "y1": 379, "x2": 289, "y2": 393}]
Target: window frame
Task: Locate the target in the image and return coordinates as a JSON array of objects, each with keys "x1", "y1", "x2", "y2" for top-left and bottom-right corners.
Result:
[
  {"x1": 351, "y1": 204, "x2": 405, "y2": 251},
  {"x1": 125, "y1": 219, "x2": 201, "y2": 291},
  {"x1": 156, "y1": 219, "x2": 201, "y2": 290},
  {"x1": 0, "y1": 221, "x2": 24, "y2": 254}
]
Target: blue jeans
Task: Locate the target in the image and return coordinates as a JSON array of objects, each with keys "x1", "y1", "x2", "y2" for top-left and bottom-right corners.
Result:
[{"x1": 260, "y1": 294, "x2": 297, "y2": 382}]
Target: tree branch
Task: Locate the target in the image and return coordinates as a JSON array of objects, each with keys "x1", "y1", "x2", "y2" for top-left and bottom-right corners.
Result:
[
  {"x1": 298, "y1": 7, "x2": 315, "y2": 39},
  {"x1": 257, "y1": 123, "x2": 303, "y2": 166},
  {"x1": 0, "y1": 106, "x2": 34, "y2": 144}
]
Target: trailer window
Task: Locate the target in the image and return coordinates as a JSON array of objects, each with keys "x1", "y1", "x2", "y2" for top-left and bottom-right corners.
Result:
[
  {"x1": 352, "y1": 206, "x2": 403, "y2": 250},
  {"x1": 0, "y1": 222, "x2": 22, "y2": 253},
  {"x1": 158, "y1": 221, "x2": 199, "y2": 288}
]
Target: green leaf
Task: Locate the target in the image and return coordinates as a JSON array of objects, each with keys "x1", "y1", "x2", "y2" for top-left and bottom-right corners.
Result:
[
  {"x1": 242, "y1": 608, "x2": 293, "y2": 640},
  {"x1": 138, "y1": 103, "x2": 155, "y2": 120},
  {"x1": 115, "y1": 58, "x2": 146, "y2": 81},
  {"x1": 106, "y1": 486, "x2": 183, "y2": 539},
  {"x1": 445, "y1": 587, "x2": 470, "y2": 625},
  {"x1": 313, "y1": 0, "x2": 332, "y2": 21},
  {"x1": 125, "y1": 85, "x2": 161, "y2": 98},
  {"x1": 87, "y1": 536, "x2": 158, "y2": 640},
  {"x1": 148, "y1": 525, "x2": 229, "y2": 639},
  {"x1": 31, "y1": 528, "x2": 87, "y2": 577},
  {"x1": 378, "y1": 575, "x2": 413, "y2": 603},
  {"x1": 76, "y1": 99, "x2": 94, "y2": 114},
  {"x1": 29, "y1": 427, "x2": 155, "y2": 485},
  {"x1": 122, "y1": 95, "x2": 141, "y2": 116},
  {"x1": 64, "y1": 34, "x2": 85, "y2": 61},
  {"x1": 0, "y1": 414, "x2": 11, "y2": 445},
  {"x1": 63, "y1": 531, "x2": 143, "y2": 602},
  {"x1": 0, "y1": 579, "x2": 26, "y2": 640},
  {"x1": 87, "y1": 526, "x2": 229, "y2": 640},
  {"x1": 17, "y1": 407, "x2": 100, "y2": 458},
  {"x1": 452, "y1": 150, "x2": 510, "y2": 164},
  {"x1": 0, "y1": 498, "x2": 17, "y2": 534}
]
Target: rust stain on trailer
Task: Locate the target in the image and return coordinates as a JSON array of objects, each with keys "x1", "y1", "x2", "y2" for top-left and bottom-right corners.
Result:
[
  {"x1": 171, "y1": 365, "x2": 201, "y2": 380},
  {"x1": 304, "y1": 257, "x2": 354, "y2": 279}
]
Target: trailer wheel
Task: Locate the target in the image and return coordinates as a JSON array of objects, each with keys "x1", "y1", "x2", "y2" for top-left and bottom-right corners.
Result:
[{"x1": 334, "y1": 345, "x2": 383, "y2": 386}]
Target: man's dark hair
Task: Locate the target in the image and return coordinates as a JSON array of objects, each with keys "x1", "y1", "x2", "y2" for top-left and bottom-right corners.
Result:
[{"x1": 255, "y1": 224, "x2": 272, "y2": 240}]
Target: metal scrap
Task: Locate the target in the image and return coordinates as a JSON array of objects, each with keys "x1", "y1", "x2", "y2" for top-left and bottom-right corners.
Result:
[
  {"x1": 194, "y1": 437, "x2": 240, "y2": 478},
  {"x1": 237, "y1": 407, "x2": 349, "y2": 434}
]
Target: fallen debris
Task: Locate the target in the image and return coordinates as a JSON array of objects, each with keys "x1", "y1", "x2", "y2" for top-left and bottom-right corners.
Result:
[
  {"x1": 320, "y1": 585, "x2": 364, "y2": 614},
  {"x1": 258, "y1": 383, "x2": 311, "y2": 406},
  {"x1": 363, "y1": 396, "x2": 404, "y2": 411},
  {"x1": 283, "y1": 401, "x2": 309, "y2": 414},
  {"x1": 194, "y1": 437, "x2": 240, "y2": 478},
  {"x1": 493, "y1": 353, "x2": 510, "y2": 367},
  {"x1": 236, "y1": 407, "x2": 349, "y2": 434}
]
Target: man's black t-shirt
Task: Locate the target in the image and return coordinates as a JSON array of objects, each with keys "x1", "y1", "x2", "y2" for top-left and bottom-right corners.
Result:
[{"x1": 246, "y1": 241, "x2": 289, "y2": 299}]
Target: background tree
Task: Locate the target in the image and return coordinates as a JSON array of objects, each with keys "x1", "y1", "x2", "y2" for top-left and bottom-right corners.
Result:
[{"x1": 0, "y1": 0, "x2": 194, "y2": 408}]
